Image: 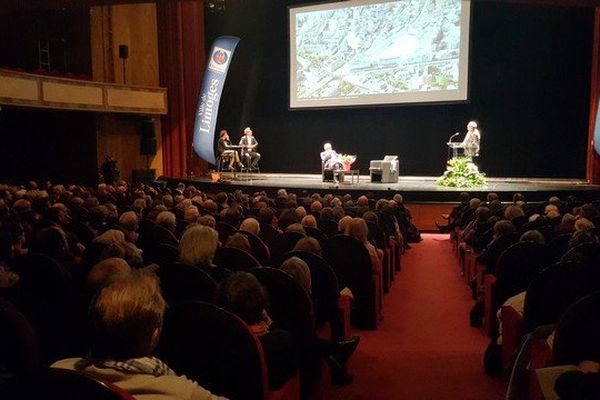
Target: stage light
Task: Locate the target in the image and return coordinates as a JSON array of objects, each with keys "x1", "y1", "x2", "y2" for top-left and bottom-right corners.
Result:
[{"x1": 206, "y1": 0, "x2": 226, "y2": 13}]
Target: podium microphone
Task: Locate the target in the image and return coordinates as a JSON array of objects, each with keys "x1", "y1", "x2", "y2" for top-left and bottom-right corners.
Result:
[{"x1": 448, "y1": 132, "x2": 459, "y2": 142}]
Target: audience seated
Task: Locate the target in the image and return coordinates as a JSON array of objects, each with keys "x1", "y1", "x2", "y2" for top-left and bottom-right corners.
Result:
[
  {"x1": 14, "y1": 178, "x2": 600, "y2": 399},
  {"x1": 224, "y1": 232, "x2": 252, "y2": 255},
  {"x1": 215, "y1": 271, "x2": 297, "y2": 390},
  {"x1": 440, "y1": 190, "x2": 600, "y2": 388},
  {"x1": 52, "y1": 269, "x2": 224, "y2": 399},
  {"x1": 281, "y1": 256, "x2": 312, "y2": 295}
]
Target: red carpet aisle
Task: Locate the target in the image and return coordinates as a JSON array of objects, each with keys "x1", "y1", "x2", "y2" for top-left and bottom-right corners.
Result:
[{"x1": 331, "y1": 234, "x2": 506, "y2": 400}]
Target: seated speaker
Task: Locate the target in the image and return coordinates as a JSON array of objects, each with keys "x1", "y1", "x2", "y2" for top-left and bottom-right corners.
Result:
[{"x1": 369, "y1": 155, "x2": 399, "y2": 183}]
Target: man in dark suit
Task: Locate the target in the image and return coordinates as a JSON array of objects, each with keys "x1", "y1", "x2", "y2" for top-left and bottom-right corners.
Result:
[{"x1": 239, "y1": 127, "x2": 261, "y2": 169}]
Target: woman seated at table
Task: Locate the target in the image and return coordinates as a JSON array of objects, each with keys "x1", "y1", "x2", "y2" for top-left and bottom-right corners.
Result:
[{"x1": 218, "y1": 130, "x2": 243, "y2": 170}]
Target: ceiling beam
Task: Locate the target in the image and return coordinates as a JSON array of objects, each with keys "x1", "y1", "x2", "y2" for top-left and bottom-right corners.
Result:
[{"x1": 0, "y1": 0, "x2": 201, "y2": 15}]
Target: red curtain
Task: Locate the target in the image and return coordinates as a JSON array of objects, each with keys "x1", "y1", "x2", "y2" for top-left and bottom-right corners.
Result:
[
  {"x1": 587, "y1": 8, "x2": 600, "y2": 183},
  {"x1": 157, "y1": 0, "x2": 208, "y2": 177}
]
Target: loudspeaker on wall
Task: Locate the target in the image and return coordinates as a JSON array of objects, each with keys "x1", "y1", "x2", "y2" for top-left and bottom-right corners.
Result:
[{"x1": 140, "y1": 119, "x2": 157, "y2": 155}]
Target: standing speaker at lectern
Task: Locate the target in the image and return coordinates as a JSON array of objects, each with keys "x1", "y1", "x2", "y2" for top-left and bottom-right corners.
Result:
[{"x1": 460, "y1": 121, "x2": 481, "y2": 157}]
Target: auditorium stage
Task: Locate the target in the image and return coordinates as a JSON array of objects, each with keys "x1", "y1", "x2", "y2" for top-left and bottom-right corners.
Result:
[{"x1": 158, "y1": 173, "x2": 600, "y2": 203}]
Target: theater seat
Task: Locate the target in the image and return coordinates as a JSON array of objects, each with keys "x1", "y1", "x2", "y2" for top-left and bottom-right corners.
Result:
[
  {"x1": 0, "y1": 367, "x2": 134, "y2": 400},
  {"x1": 323, "y1": 235, "x2": 379, "y2": 330},
  {"x1": 214, "y1": 247, "x2": 261, "y2": 271},
  {"x1": 157, "y1": 301, "x2": 300, "y2": 400}
]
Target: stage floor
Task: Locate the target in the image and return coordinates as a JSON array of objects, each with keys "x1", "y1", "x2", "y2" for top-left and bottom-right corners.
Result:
[{"x1": 159, "y1": 173, "x2": 600, "y2": 202}]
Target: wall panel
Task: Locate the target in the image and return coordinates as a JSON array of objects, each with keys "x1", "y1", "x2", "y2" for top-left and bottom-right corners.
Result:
[{"x1": 90, "y1": 2, "x2": 164, "y2": 181}]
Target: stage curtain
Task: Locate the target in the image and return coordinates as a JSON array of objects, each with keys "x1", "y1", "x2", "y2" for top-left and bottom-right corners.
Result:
[
  {"x1": 157, "y1": 0, "x2": 207, "y2": 177},
  {"x1": 587, "y1": 7, "x2": 600, "y2": 184}
]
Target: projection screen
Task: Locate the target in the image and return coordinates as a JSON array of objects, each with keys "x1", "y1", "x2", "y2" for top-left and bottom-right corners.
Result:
[{"x1": 289, "y1": 0, "x2": 471, "y2": 109}]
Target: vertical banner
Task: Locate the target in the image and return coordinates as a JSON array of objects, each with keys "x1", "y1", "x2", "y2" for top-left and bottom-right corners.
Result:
[{"x1": 192, "y1": 36, "x2": 240, "y2": 165}]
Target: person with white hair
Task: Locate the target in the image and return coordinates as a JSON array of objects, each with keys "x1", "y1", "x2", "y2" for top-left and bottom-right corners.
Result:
[
  {"x1": 119, "y1": 211, "x2": 139, "y2": 243},
  {"x1": 179, "y1": 225, "x2": 219, "y2": 268},
  {"x1": 240, "y1": 217, "x2": 260, "y2": 236},
  {"x1": 460, "y1": 121, "x2": 481, "y2": 157},
  {"x1": 156, "y1": 211, "x2": 177, "y2": 233},
  {"x1": 320, "y1": 142, "x2": 343, "y2": 171},
  {"x1": 239, "y1": 127, "x2": 260, "y2": 169}
]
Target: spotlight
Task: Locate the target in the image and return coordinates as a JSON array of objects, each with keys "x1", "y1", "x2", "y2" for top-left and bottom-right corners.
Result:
[{"x1": 206, "y1": 0, "x2": 226, "y2": 13}]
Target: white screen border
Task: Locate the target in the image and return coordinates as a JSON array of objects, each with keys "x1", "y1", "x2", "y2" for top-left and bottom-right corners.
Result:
[{"x1": 289, "y1": 0, "x2": 471, "y2": 109}]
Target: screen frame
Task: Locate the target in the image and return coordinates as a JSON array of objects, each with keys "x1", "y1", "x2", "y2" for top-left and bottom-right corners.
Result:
[{"x1": 288, "y1": 0, "x2": 472, "y2": 110}]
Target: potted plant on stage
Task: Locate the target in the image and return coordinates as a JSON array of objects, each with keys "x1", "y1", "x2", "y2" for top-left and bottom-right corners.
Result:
[{"x1": 437, "y1": 157, "x2": 487, "y2": 188}]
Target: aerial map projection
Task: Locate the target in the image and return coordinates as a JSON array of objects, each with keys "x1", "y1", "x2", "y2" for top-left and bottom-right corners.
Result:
[{"x1": 290, "y1": 0, "x2": 468, "y2": 107}]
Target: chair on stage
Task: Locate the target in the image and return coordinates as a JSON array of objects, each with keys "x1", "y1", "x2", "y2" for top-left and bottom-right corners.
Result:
[
  {"x1": 216, "y1": 153, "x2": 240, "y2": 176},
  {"x1": 241, "y1": 148, "x2": 261, "y2": 177},
  {"x1": 241, "y1": 162, "x2": 260, "y2": 177},
  {"x1": 369, "y1": 156, "x2": 399, "y2": 183},
  {"x1": 321, "y1": 160, "x2": 334, "y2": 183}
]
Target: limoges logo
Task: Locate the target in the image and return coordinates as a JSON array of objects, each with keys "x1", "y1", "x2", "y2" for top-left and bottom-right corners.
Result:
[{"x1": 208, "y1": 46, "x2": 232, "y2": 73}]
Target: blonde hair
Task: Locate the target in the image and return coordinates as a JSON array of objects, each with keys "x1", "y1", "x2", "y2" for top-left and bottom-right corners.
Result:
[
  {"x1": 296, "y1": 206, "x2": 307, "y2": 219},
  {"x1": 179, "y1": 225, "x2": 219, "y2": 266},
  {"x1": 87, "y1": 257, "x2": 131, "y2": 291},
  {"x1": 94, "y1": 229, "x2": 126, "y2": 245},
  {"x1": 156, "y1": 211, "x2": 176, "y2": 231},
  {"x1": 504, "y1": 205, "x2": 525, "y2": 220},
  {"x1": 240, "y1": 218, "x2": 260, "y2": 235},
  {"x1": 119, "y1": 211, "x2": 139, "y2": 231},
  {"x1": 225, "y1": 233, "x2": 252, "y2": 254},
  {"x1": 562, "y1": 213, "x2": 576, "y2": 225},
  {"x1": 575, "y1": 218, "x2": 594, "y2": 232},
  {"x1": 281, "y1": 257, "x2": 311, "y2": 294},
  {"x1": 286, "y1": 223, "x2": 306, "y2": 234},
  {"x1": 338, "y1": 216, "x2": 353, "y2": 233},
  {"x1": 301, "y1": 215, "x2": 317, "y2": 228},
  {"x1": 544, "y1": 204, "x2": 559, "y2": 215},
  {"x1": 546, "y1": 210, "x2": 560, "y2": 219},
  {"x1": 198, "y1": 214, "x2": 216, "y2": 229},
  {"x1": 184, "y1": 206, "x2": 200, "y2": 223},
  {"x1": 293, "y1": 237, "x2": 322, "y2": 256},
  {"x1": 346, "y1": 217, "x2": 369, "y2": 243}
]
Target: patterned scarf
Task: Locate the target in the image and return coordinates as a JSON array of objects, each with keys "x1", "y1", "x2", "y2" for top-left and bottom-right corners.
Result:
[{"x1": 80, "y1": 356, "x2": 176, "y2": 377}]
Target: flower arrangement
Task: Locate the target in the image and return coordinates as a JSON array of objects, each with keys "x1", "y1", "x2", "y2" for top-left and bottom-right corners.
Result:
[
  {"x1": 341, "y1": 154, "x2": 356, "y2": 171},
  {"x1": 437, "y1": 157, "x2": 487, "y2": 188}
]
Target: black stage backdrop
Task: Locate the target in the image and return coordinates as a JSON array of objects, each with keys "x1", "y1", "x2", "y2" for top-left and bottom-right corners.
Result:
[{"x1": 205, "y1": 1, "x2": 593, "y2": 178}]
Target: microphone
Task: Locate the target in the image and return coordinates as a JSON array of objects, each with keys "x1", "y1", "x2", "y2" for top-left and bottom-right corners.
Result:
[{"x1": 449, "y1": 132, "x2": 459, "y2": 142}]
